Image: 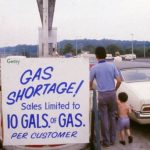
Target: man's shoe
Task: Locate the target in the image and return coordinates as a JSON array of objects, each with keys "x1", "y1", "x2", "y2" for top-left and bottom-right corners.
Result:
[
  {"x1": 102, "y1": 143, "x2": 110, "y2": 148},
  {"x1": 119, "y1": 141, "x2": 126, "y2": 145},
  {"x1": 110, "y1": 142, "x2": 115, "y2": 145}
]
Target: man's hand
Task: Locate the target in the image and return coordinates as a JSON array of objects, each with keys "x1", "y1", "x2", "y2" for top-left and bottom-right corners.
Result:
[
  {"x1": 90, "y1": 81, "x2": 94, "y2": 90},
  {"x1": 115, "y1": 76, "x2": 122, "y2": 90}
]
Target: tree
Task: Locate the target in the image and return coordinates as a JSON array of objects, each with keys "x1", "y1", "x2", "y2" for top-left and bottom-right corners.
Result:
[
  {"x1": 63, "y1": 43, "x2": 74, "y2": 55},
  {"x1": 106, "y1": 44, "x2": 121, "y2": 56},
  {"x1": 146, "y1": 48, "x2": 150, "y2": 57},
  {"x1": 83, "y1": 45, "x2": 95, "y2": 54},
  {"x1": 124, "y1": 48, "x2": 131, "y2": 54}
]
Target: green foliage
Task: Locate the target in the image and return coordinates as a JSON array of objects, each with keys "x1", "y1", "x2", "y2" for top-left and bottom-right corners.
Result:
[
  {"x1": 106, "y1": 44, "x2": 121, "y2": 56},
  {"x1": 124, "y1": 49, "x2": 131, "y2": 55},
  {"x1": 82, "y1": 45, "x2": 95, "y2": 54},
  {"x1": 146, "y1": 48, "x2": 150, "y2": 57},
  {"x1": 63, "y1": 43, "x2": 75, "y2": 55},
  {"x1": 0, "y1": 45, "x2": 38, "y2": 57},
  {"x1": 1, "y1": 39, "x2": 150, "y2": 57}
]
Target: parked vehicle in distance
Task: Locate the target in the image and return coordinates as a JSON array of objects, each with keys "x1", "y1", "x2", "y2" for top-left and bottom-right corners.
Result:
[
  {"x1": 65, "y1": 53, "x2": 73, "y2": 58},
  {"x1": 117, "y1": 62, "x2": 150, "y2": 124},
  {"x1": 106, "y1": 54, "x2": 114, "y2": 60},
  {"x1": 124, "y1": 54, "x2": 136, "y2": 60}
]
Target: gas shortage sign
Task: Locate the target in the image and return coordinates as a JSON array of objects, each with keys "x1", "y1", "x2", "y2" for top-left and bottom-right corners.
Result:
[{"x1": 1, "y1": 58, "x2": 89, "y2": 145}]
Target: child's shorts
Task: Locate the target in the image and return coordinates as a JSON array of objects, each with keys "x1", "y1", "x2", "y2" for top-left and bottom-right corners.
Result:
[{"x1": 118, "y1": 117, "x2": 130, "y2": 131}]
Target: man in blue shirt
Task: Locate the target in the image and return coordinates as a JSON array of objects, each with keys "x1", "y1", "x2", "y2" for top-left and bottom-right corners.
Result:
[{"x1": 90, "y1": 47, "x2": 121, "y2": 147}]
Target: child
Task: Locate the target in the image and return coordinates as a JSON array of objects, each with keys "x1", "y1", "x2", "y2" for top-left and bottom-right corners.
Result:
[{"x1": 117, "y1": 92, "x2": 133, "y2": 145}]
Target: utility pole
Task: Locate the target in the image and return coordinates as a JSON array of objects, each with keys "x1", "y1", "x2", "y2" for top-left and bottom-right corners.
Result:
[
  {"x1": 75, "y1": 39, "x2": 78, "y2": 56},
  {"x1": 144, "y1": 41, "x2": 146, "y2": 58},
  {"x1": 131, "y1": 33, "x2": 134, "y2": 55}
]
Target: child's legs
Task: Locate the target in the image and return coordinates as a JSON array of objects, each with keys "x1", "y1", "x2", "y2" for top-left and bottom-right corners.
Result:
[
  {"x1": 125, "y1": 119, "x2": 131, "y2": 137},
  {"x1": 126, "y1": 128, "x2": 133, "y2": 143},
  {"x1": 119, "y1": 130, "x2": 125, "y2": 141},
  {"x1": 118, "y1": 117, "x2": 130, "y2": 141},
  {"x1": 126, "y1": 129, "x2": 131, "y2": 137}
]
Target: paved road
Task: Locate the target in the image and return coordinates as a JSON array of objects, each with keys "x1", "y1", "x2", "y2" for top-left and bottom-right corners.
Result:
[
  {"x1": 103, "y1": 121, "x2": 150, "y2": 150},
  {"x1": 125, "y1": 58, "x2": 150, "y2": 63},
  {"x1": 135, "y1": 58, "x2": 150, "y2": 62},
  {"x1": 84, "y1": 120, "x2": 150, "y2": 150}
]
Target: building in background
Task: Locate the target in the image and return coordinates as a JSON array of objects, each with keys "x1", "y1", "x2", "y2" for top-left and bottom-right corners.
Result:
[{"x1": 37, "y1": 0, "x2": 58, "y2": 57}]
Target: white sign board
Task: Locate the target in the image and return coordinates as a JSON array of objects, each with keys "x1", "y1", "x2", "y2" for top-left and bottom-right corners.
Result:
[{"x1": 1, "y1": 58, "x2": 89, "y2": 145}]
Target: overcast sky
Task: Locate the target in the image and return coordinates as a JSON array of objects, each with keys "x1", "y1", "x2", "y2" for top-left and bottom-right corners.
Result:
[{"x1": 0, "y1": 0, "x2": 150, "y2": 47}]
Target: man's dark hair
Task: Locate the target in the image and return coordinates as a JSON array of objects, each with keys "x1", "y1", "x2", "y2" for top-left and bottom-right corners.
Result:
[
  {"x1": 95, "y1": 46, "x2": 106, "y2": 59},
  {"x1": 118, "y1": 92, "x2": 128, "y2": 102}
]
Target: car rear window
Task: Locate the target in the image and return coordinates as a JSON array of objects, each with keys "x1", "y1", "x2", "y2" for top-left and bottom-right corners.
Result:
[{"x1": 121, "y1": 68, "x2": 150, "y2": 82}]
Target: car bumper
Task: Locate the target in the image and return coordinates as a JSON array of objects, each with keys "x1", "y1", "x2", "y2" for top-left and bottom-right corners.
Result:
[{"x1": 130, "y1": 111, "x2": 150, "y2": 124}]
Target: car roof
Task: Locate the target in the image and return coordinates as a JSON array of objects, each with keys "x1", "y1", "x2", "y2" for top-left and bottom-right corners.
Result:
[{"x1": 117, "y1": 61, "x2": 150, "y2": 70}]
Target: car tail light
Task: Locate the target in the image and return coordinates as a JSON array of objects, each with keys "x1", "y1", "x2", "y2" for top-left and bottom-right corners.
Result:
[{"x1": 142, "y1": 105, "x2": 150, "y2": 112}]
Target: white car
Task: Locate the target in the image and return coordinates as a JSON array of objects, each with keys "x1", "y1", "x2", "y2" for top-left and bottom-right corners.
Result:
[
  {"x1": 124, "y1": 54, "x2": 136, "y2": 60},
  {"x1": 106, "y1": 54, "x2": 114, "y2": 60},
  {"x1": 117, "y1": 62, "x2": 150, "y2": 124}
]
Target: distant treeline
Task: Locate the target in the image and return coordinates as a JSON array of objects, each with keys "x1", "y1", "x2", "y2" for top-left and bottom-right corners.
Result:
[
  {"x1": 59, "y1": 39, "x2": 150, "y2": 57},
  {"x1": 1, "y1": 39, "x2": 150, "y2": 57},
  {"x1": 0, "y1": 45, "x2": 38, "y2": 57}
]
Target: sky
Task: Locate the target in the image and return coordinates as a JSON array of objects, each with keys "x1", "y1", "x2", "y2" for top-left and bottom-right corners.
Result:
[{"x1": 0, "y1": 0, "x2": 150, "y2": 47}]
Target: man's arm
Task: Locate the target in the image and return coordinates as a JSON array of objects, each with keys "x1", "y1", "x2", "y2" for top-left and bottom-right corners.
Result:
[{"x1": 115, "y1": 76, "x2": 121, "y2": 90}]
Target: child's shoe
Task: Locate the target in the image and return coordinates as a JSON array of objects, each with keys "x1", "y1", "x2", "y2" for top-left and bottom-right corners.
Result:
[{"x1": 128, "y1": 136, "x2": 133, "y2": 143}]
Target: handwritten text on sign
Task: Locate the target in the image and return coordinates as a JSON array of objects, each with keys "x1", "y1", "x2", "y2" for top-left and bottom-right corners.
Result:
[{"x1": 1, "y1": 58, "x2": 89, "y2": 145}]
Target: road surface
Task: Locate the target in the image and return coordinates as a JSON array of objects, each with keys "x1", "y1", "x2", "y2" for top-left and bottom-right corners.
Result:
[
  {"x1": 102, "y1": 121, "x2": 150, "y2": 150},
  {"x1": 83, "y1": 120, "x2": 150, "y2": 150}
]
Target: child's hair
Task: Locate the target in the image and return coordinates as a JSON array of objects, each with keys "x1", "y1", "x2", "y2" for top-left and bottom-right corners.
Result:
[{"x1": 118, "y1": 92, "x2": 128, "y2": 102}]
